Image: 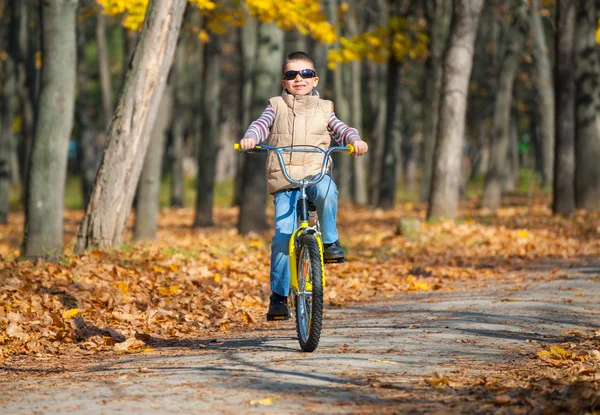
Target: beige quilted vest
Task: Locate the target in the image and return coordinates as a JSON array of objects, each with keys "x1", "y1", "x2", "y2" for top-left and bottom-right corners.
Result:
[{"x1": 266, "y1": 91, "x2": 333, "y2": 194}]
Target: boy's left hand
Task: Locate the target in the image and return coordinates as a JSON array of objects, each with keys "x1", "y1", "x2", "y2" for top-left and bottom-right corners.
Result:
[{"x1": 353, "y1": 140, "x2": 368, "y2": 156}]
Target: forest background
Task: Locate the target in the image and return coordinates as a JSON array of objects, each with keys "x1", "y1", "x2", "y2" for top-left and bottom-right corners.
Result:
[{"x1": 0, "y1": 0, "x2": 598, "y2": 258}]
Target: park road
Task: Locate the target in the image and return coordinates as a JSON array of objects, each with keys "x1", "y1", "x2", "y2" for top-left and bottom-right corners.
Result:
[{"x1": 1, "y1": 264, "x2": 599, "y2": 414}]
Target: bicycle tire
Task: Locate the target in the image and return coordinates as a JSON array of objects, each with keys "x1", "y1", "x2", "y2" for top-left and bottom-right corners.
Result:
[{"x1": 294, "y1": 233, "x2": 323, "y2": 352}]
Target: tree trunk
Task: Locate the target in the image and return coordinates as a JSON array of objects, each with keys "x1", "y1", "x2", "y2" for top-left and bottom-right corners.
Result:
[
  {"x1": 574, "y1": 0, "x2": 600, "y2": 211},
  {"x1": 170, "y1": 33, "x2": 188, "y2": 208},
  {"x1": 366, "y1": 59, "x2": 387, "y2": 206},
  {"x1": 365, "y1": 0, "x2": 387, "y2": 206},
  {"x1": 481, "y1": 2, "x2": 528, "y2": 210},
  {"x1": 75, "y1": 14, "x2": 102, "y2": 206},
  {"x1": 237, "y1": 22, "x2": 283, "y2": 235},
  {"x1": 194, "y1": 37, "x2": 221, "y2": 227},
  {"x1": 530, "y1": 0, "x2": 555, "y2": 187},
  {"x1": 377, "y1": 55, "x2": 400, "y2": 209},
  {"x1": 284, "y1": 29, "x2": 308, "y2": 53},
  {"x1": 96, "y1": 12, "x2": 113, "y2": 130},
  {"x1": 23, "y1": 0, "x2": 78, "y2": 259},
  {"x1": 427, "y1": 0, "x2": 484, "y2": 220},
  {"x1": 503, "y1": 114, "x2": 519, "y2": 193},
  {"x1": 552, "y1": 0, "x2": 576, "y2": 216},
  {"x1": 133, "y1": 87, "x2": 172, "y2": 240},
  {"x1": 233, "y1": 14, "x2": 258, "y2": 207},
  {"x1": 0, "y1": 0, "x2": 19, "y2": 224},
  {"x1": 347, "y1": 6, "x2": 367, "y2": 205},
  {"x1": 351, "y1": 61, "x2": 368, "y2": 205},
  {"x1": 420, "y1": 0, "x2": 452, "y2": 203},
  {"x1": 76, "y1": 0, "x2": 187, "y2": 252},
  {"x1": 328, "y1": 0, "x2": 351, "y2": 201},
  {"x1": 16, "y1": 1, "x2": 38, "y2": 195}
]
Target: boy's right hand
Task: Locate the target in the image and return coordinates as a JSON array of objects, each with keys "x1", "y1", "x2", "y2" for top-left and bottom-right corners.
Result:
[{"x1": 239, "y1": 138, "x2": 257, "y2": 149}]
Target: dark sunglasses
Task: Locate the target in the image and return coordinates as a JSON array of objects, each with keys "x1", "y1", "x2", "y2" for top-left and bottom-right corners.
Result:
[{"x1": 283, "y1": 69, "x2": 316, "y2": 80}]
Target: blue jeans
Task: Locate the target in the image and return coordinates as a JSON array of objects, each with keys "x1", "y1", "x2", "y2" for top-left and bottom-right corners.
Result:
[{"x1": 270, "y1": 174, "x2": 339, "y2": 296}]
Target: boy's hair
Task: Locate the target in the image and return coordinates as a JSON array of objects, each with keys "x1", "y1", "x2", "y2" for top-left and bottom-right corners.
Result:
[{"x1": 282, "y1": 51, "x2": 316, "y2": 74}]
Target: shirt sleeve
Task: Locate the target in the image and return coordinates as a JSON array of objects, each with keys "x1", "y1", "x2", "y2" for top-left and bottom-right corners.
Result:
[
  {"x1": 243, "y1": 105, "x2": 275, "y2": 144},
  {"x1": 328, "y1": 111, "x2": 361, "y2": 146}
]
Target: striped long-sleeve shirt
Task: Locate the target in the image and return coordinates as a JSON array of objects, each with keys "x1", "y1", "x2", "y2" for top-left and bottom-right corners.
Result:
[{"x1": 243, "y1": 105, "x2": 361, "y2": 146}]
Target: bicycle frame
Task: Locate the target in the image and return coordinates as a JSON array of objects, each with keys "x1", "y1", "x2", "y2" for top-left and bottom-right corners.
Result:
[{"x1": 234, "y1": 143, "x2": 354, "y2": 291}]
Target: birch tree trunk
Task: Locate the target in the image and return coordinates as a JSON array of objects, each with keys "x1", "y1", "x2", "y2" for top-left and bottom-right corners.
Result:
[
  {"x1": 553, "y1": 0, "x2": 576, "y2": 215},
  {"x1": 194, "y1": 37, "x2": 221, "y2": 227},
  {"x1": 427, "y1": 0, "x2": 484, "y2": 220},
  {"x1": 76, "y1": 0, "x2": 187, "y2": 252},
  {"x1": 23, "y1": 0, "x2": 78, "y2": 259},
  {"x1": 574, "y1": 0, "x2": 600, "y2": 211},
  {"x1": 530, "y1": 0, "x2": 554, "y2": 187},
  {"x1": 133, "y1": 87, "x2": 172, "y2": 240},
  {"x1": 481, "y1": 2, "x2": 528, "y2": 210},
  {"x1": 420, "y1": 0, "x2": 452, "y2": 203},
  {"x1": 0, "y1": 0, "x2": 19, "y2": 224},
  {"x1": 238, "y1": 22, "x2": 283, "y2": 235}
]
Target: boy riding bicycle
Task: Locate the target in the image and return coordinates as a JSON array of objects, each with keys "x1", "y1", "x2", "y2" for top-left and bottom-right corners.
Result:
[{"x1": 238, "y1": 51, "x2": 368, "y2": 320}]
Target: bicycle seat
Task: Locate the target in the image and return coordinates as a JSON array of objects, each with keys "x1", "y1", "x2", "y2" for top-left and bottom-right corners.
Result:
[{"x1": 307, "y1": 201, "x2": 317, "y2": 212}]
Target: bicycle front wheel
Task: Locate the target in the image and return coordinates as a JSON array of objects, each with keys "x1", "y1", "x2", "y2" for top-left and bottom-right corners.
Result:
[{"x1": 294, "y1": 233, "x2": 323, "y2": 352}]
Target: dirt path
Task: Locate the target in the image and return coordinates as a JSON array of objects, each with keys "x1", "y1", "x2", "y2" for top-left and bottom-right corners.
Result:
[{"x1": 2, "y1": 264, "x2": 599, "y2": 414}]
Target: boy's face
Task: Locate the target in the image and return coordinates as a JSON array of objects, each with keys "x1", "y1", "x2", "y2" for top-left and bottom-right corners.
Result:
[{"x1": 281, "y1": 59, "x2": 319, "y2": 96}]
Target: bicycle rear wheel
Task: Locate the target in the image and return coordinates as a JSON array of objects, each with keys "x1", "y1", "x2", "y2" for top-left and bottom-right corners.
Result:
[{"x1": 293, "y1": 233, "x2": 323, "y2": 352}]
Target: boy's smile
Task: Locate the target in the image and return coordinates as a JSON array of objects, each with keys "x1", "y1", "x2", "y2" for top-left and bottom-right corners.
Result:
[{"x1": 282, "y1": 60, "x2": 319, "y2": 96}]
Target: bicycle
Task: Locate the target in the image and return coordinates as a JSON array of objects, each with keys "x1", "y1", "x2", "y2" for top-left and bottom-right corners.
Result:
[{"x1": 234, "y1": 143, "x2": 355, "y2": 352}]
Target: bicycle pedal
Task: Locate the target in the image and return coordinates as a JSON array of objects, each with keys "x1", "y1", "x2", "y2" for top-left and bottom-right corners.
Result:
[
  {"x1": 267, "y1": 314, "x2": 290, "y2": 322},
  {"x1": 324, "y1": 257, "x2": 345, "y2": 264}
]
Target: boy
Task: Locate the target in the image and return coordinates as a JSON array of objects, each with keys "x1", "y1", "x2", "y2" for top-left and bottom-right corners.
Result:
[{"x1": 239, "y1": 51, "x2": 368, "y2": 320}]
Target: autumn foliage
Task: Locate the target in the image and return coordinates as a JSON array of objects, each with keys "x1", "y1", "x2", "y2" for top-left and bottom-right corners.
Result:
[{"x1": 1, "y1": 198, "x2": 599, "y2": 361}]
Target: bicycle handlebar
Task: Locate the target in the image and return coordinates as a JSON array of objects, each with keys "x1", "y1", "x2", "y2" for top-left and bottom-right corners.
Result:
[{"x1": 234, "y1": 143, "x2": 355, "y2": 187}]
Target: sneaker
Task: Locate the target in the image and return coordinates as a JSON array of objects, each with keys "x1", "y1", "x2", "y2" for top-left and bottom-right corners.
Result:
[
  {"x1": 267, "y1": 293, "x2": 289, "y2": 321},
  {"x1": 324, "y1": 240, "x2": 345, "y2": 262}
]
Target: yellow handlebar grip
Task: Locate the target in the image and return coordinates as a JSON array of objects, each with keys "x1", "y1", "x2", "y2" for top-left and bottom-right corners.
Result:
[
  {"x1": 234, "y1": 143, "x2": 241, "y2": 151},
  {"x1": 347, "y1": 144, "x2": 355, "y2": 154}
]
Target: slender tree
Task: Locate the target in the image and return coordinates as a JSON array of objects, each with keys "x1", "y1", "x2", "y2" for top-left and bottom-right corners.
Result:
[
  {"x1": 553, "y1": 0, "x2": 576, "y2": 215},
  {"x1": 133, "y1": 87, "x2": 172, "y2": 240},
  {"x1": 347, "y1": 2, "x2": 367, "y2": 205},
  {"x1": 420, "y1": 0, "x2": 452, "y2": 203},
  {"x1": 76, "y1": 0, "x2": 188, "y2": 252},
  {"x1": 0, "y1": 0, "x2": 19, "y2": 224},
  {"x1": 194, "y1": 36, "x2": 221, "y2": 227},
  {"x1": 169, "y1": 26, "x2": 191, "y2": 208},
  {"x1": 96, "y1": 12, "x2": 113, "y2": 130},
  {"x1": 530, "y1": 0, "x2": 554, "y2": 187},
  {"x1": 574, "y1": 0, "x2": 600, "y2": 210},
  {"x1": 23, "y1": 0, "x2": 78, "y2": 258},
  {"x1": 377, "y1": 53, "x2": 401, "y2": 210},
  {"x1": 481, "y1": 1, "x2": 528, "y2": 210},
  {"x1": 427, "y1": 0, "x2": 484, "y2": 220},
  {"x1": 75, "y1": 13, "x2": 102, "y2": 206},
  {"x1": 237, "y1": 22, "x2": 283, "y2": 235}
]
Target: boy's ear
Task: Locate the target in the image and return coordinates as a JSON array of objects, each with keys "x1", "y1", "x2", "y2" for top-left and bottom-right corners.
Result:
[{"x1": 313, "y1": 76, "x2": 319, "y2": 88}]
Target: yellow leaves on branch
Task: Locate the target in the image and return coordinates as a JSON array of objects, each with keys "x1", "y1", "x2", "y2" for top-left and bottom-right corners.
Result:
[
  {"x1": 97, "y1": 0, "x2": 217, "y2": 31},
  {"x1": 328, "y1": 17, "x2": 428, "y2": 69},
  {"x1": 245, "y1": 0, "x2": 336, "y2": 43},
  {"x1": 97, "y1": 0, "x2": 334, "y2": 44}
]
